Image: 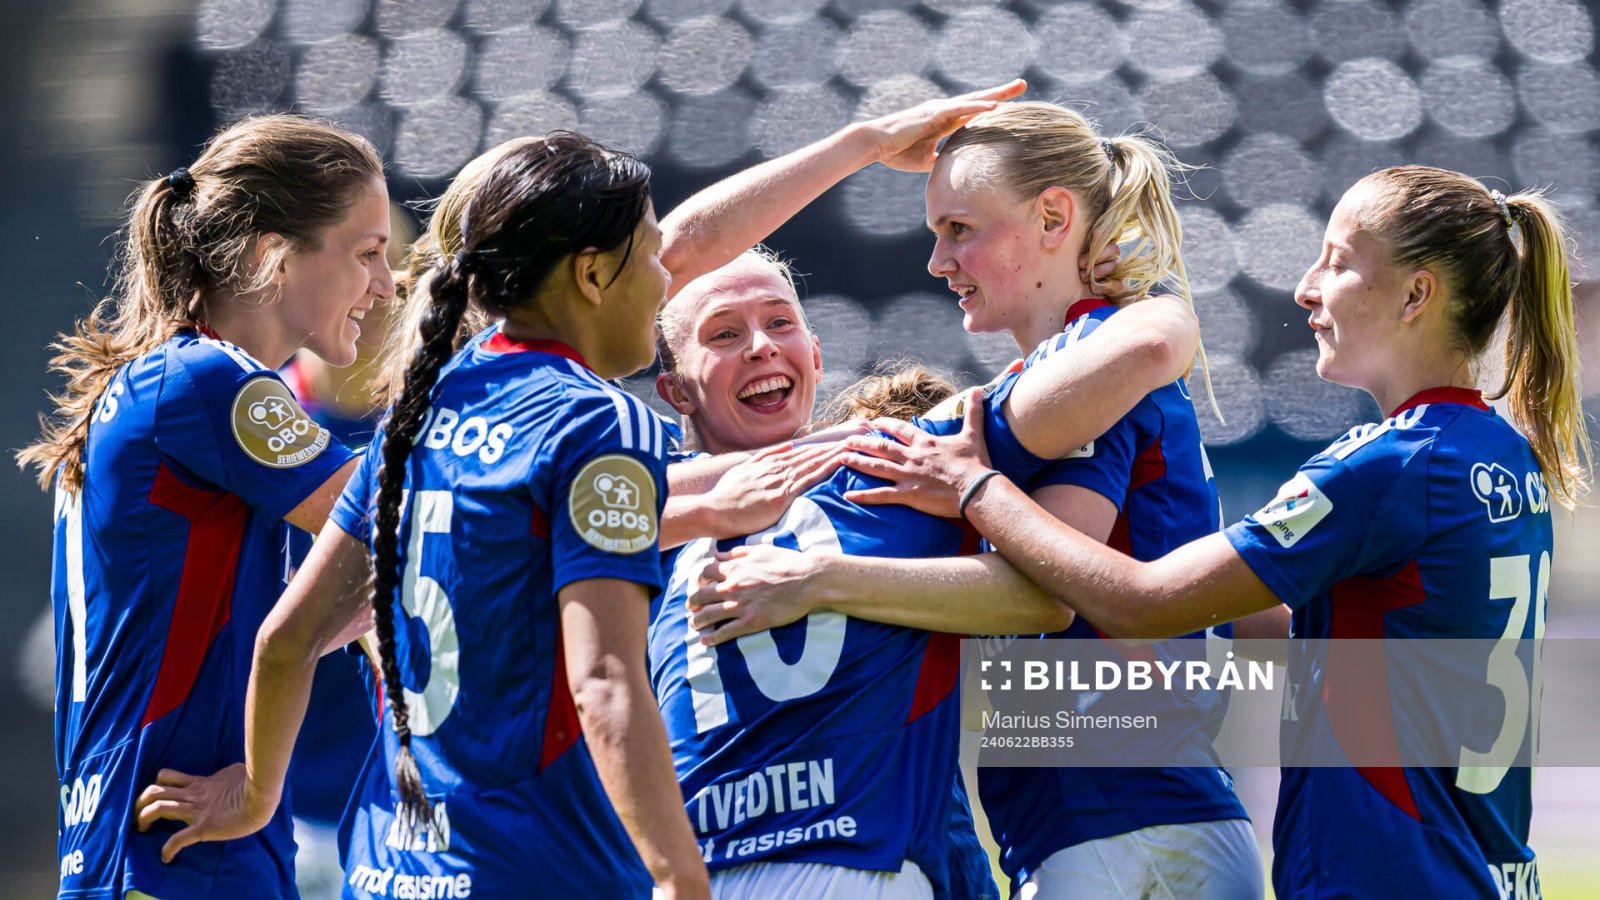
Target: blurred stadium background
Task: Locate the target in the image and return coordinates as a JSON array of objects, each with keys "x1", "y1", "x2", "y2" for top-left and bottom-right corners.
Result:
[{"x1": 1, "y1": 0, "x2": 1597, "y2": 895}]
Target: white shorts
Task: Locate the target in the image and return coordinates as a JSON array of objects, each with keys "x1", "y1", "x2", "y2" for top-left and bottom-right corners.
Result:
[
  {"x1": 1019, "y1": 819, "x2": 1263, "y2": 900},
  {"x1": 293, "y1": 817, "x2": 346, "y2": 900},
  {"x1": 705, "y1": 859, "x2": 933, "y2": 900}
]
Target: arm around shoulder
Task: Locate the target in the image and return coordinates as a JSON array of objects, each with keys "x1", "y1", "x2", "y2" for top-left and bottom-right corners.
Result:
[{"x1": 1005, "y1": 295, "x2": 1199, "y2": 460}]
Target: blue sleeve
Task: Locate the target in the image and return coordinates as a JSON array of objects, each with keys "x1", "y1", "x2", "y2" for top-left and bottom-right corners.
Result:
[
  {"x1": 155, "y1": 342, "x2": 354, "y2": 523},
  {"x1": 913, "y1": 368, "x2": 1052, "y2": 485},
  {"x1": 329, "y1": 437, "x2": 382, "y2": 544},
  {"x1": 658, "y1": 414, "x2": 685, "y2": 454},
  {"x1": 548, "y1": 392, "x2": 669, "y2": 599},
  {"x1": 1223, "y1": 438, "x2": 1429, "y2": 610},
  {"x1": 1024, "y1": 412, "x2": 1138, "y2": 506}
]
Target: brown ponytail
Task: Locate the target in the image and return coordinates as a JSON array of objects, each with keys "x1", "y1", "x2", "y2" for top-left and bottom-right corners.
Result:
[
  {"x1": 1358, "y1": 166, "x2": 1592, "y2": 508},
  {"x1": 19, "y1": 115, "x2": 383, "y2": 491}
]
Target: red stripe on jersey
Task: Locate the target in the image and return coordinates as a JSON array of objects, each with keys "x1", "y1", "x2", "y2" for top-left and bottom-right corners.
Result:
[
  {"x1": 952, "y1": 519, "x2": 984, "y2": 556},
  {"x1": 1088, "y1": 623, "x2": 1157, "y2": 663},
  {"x1": 906, "y1": 632, "x2": 961, "y2": 724},
  {"x1": 484, "y1": 333, "x2": 590, "y2": 369},
  {"x1": 142, "y1": 463, "x2": 249, "y2": 727},
  {"x1": 1063, "y1": 297, "x2": 1114, "y2": 327},
  {"x1": 1108, "y1": 438, "x2": 1167, "y2": 556},
  {"x1": 1099, "y1": 438, "x2": 1166, "y2": 655},
  {"x1": 1325, "y1": 560, "x2": 1427, "y2": 821},
  {"x1": 1389, "y1": 386, "x2": 1488, "y2": 417},
  {"x1": 370, "y1": 655, "x2": 386, "y2": 723},
  {"x1": 530, "y1": 502, "x2": 550, "y2": 540},
  {"x1": 540, "y1": 625, "x2": 583, "y2": 771}
]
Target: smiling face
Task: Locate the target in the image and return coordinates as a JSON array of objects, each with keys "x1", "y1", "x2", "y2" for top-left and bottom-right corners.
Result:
[
  {"x1": 1294, "y1": 182, "x2": 1415, "y2": 392},
  {"x1": 658, "y1": 254, "x2": 821, "y2": 454},
  {"x1": 926, "y1": 150, "x2": 1084, "y2": 350},
  {"x1": 275, "y1": 177, "x2": 395, "y2": 367},
  {"x1": 593, "y1": 202, "x2": 671, "y2": 380}
]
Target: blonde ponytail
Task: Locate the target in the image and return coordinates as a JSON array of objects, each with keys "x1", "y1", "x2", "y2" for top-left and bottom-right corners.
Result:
[
  {"x1": 1499, "y1": 193, "x2": 1591, "y2": 508},
  {"x1": 1091, "y1": 134, "x2": 1216, "y2": 417}
]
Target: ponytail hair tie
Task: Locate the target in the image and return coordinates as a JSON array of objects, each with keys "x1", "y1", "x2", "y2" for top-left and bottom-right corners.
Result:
[
  {"x1": 1100, "y1": 137, "x2": 1117, "y2": 164},
  {"x1": 452, "y1": 249, "x2": 481, "y2": 277},
  {"x1": 166, "y1": 167, "x2": 196, "y2": 200},
  {"x1": 1489, "y1": 189, "x2": 1514, "y2": 230}
]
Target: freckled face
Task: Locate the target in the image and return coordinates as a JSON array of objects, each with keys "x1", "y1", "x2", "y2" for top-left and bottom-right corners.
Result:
[
  {"x1": 666, "y1": 256, "x2": 821, "y2": 453},
  {"x1": 1294, "y1": 183, "x2": 1412, "y2": 391},
  {"x1": 925, "y1": 151, "x2": 1054, "y2": 337}
]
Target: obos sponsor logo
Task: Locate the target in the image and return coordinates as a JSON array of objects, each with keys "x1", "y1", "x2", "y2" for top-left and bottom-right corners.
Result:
[
  {"x1": 1524, "y1": 471, "x2": 1549, "y2": 516},
  {"x1": 570, "y1": 455, "x2": 657, "y2": 553},
  {"x1": 1470, "y1": 462, "x2": 1524, "y2": 523},
  {"x1": 60, "y1": 773, "x2": 103, "y2": 828},
  {"x1": 230, "y1": 377, "x2": 330, "y2": 468},
  {"x1": 1254, "y1": 472, "x2": 1332, "y2": 549}
]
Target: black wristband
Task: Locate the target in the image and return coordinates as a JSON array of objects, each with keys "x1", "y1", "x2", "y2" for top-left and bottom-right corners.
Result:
[{"x1": 957, "y1": 469, "x2": 1001, "y2": 518}]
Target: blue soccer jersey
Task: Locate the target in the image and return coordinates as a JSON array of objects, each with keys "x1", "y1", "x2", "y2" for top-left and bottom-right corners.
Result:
[
  {"x1": 52, "y1": 330, "x2": 354, "y2": 900},
  {"x1": 650, "y1": 466, "x2": 970, "y2": 892},
  {"x1": 328, "y1": 331, "x2": 668, "y2": 898},
  {"x1": 975, "y1": 300, "x2": 1247, "y2": 888},
  {"x1": 1225, "y1": 387, "x2": 1549, "y2": 898},
  {"x1": 649, "y1": 394, "x2": 1052, "y2": 894}
]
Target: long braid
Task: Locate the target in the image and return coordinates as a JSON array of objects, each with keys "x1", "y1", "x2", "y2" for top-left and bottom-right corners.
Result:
[
  {"x1": 370, "y1": 255, "x2": 474, "y2": 833},
  {"x1": 364, "y1": 131, "x2": 651, "y2": 832}
]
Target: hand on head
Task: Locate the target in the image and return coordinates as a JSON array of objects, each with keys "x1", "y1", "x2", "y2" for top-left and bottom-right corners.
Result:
[{"x1": 866, "y1": 80, "x2": 1028, "y2": 173}]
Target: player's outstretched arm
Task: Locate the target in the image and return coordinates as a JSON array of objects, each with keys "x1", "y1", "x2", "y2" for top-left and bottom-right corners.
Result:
[
  {"x1": 689, "y1": 546, "x2": 1069, "y2": 643},
  {"x1": 963, "y1": 477, "x2": 1278, "y2": 638},
  {"x1": 847, "y1": 394, "x2": 1280, "y2": 638},
  {"x1": 132, "y1": 525, "x2": 373, "y2": 862},
  {"x1": 662, "y1": 442, "x2": 849, "y2": 548},
  {"x1": 658, "y1": 80, "x2": 1027, "y2": 294},
  {"x1": 558, "y1": 578, "x2": 710, "y2": 900},
  {"x1": 1004, "y1": 296, "x2": 1200, "y2": 460}
]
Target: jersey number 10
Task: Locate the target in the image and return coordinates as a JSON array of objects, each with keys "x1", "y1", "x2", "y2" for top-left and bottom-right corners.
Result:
[{"x1": 676, "y1": 498, "x2": 847, "y2": 734}]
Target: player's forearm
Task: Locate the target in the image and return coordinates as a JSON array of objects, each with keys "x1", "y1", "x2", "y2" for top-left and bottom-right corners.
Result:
[
  {"x1": 1007, "y1": 298, "x2": 1199, "y2": 460},
  {"x1": 662, "y1": 493, "x2": 728, "y2": 549},
  {"x1": 667, "y1": 450, "x2": 752, "y2": 497},
  {"x1": 246, "y1": 526, "x2": 373, "y2": 807},
  {"x1": 571, "y1": 666, "x2": 708, "y2": 893},
  {"x1": 659, "y1": 124, "x2": 877, "y2": 293},
  {"x1": 813, "y1": 553, "x2": 1072, "y2": 635},
  {"x1": 242, "y1": 626, "x2": 319, "y2": 815},
  {"x1": 962, "y1": 476, "x2": 1259, "y2": 639}
]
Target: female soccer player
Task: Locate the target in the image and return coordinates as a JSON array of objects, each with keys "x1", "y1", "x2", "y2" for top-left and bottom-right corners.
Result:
[
  {"x1": 20, "y1": 115, "x2": 391, "y2": 899},
  {"x1": 128, "y1": 84, "x2": 1040, "y2": 896},
  {"x1": 695, "y1": 103, "x2": 1263, "y2": 899},
  {"x1": 647, "y1": 244, "x2": 1210, "y2": 898},
  {"x1": 142, "y1": 134, "x2": 710, "y2": 898},
  {"x1": 801, "y1": 166, "x2": 1590, "y2": 898}
]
